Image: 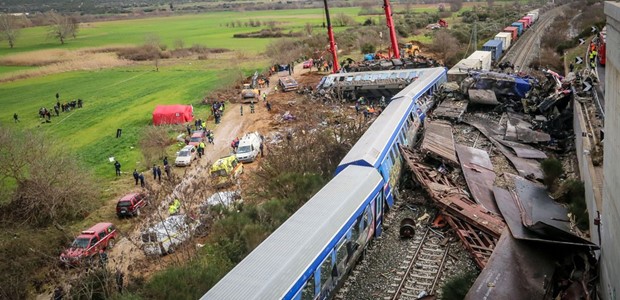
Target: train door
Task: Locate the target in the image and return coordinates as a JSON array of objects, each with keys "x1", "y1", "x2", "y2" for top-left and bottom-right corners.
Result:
[{"x1": 374, "y1": 191, "x2": 384, "y2": 237}]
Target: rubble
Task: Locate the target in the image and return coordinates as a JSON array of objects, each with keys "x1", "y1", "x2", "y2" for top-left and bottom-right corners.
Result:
[{"x1": 455, "y1": 144, "x2": 499, "y2": 214}]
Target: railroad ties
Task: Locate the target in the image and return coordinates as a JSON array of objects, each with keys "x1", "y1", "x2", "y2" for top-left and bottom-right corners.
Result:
[{"x1": 388, "y1": 227, "x2": 451, "y2": 300}]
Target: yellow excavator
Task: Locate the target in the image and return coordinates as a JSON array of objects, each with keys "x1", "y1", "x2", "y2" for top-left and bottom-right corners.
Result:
[{"x1": 403, "y1": 42, "x2": 421, "y2": 58}]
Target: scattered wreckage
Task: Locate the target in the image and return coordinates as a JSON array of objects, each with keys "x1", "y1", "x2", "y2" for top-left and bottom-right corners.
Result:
[{"x1": 398, "y1": 67, "x2": 599, "y2": 297}]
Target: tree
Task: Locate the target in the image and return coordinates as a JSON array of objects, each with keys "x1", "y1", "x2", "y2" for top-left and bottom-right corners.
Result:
[
  {"x1": 0, "y1": 127, "x2": 99, "y2": 227},
  {"x1": 144, "y1": 34, "x2": 162, "y2": 71},
  {"x1": 46, "y1": 11, "x2": 78, "y2": 44},
  {"x1": 450, "y1": 0, "x2": 463, "y2": 12},
  {"x1": 429, "y1": 30, "x2": 460, "y2": 65},
  {"x1": 0, "y1": 13, "x2": 22, "y2": 48}
]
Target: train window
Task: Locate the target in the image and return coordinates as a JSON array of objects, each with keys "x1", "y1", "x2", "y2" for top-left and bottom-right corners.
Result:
[
  {"x1": 336, "y1": 239, "x2": 347, "y2": 269},
  {"x1": 388, "y1": 146, "x2": 396, "y2": 163},
  {"x1": 400, "y1": 131, "x2": 406, "y2": 144},
  {"x1": 362, "y1": 206, "x2": 371, "y2": 230},
  {"x1": 320, "y1": 254, "x2": 333, "y2": 288},
  {"x1": 301, "y1": 274, "x2": 315, "y2": 300},
  {"x1": 351, "y1": 219, "x2": 360, "y2": 242}
]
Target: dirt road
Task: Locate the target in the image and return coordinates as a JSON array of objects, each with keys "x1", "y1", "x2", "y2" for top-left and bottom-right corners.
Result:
[{"x1": 105, "y1": 61, "x2": 318, "y2": 281}]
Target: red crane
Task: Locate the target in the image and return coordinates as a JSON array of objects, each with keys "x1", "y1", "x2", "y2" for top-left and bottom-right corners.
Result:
[
  {"x1": 383, "y1": 0, "x2": 400, "y2": 59},
  {"x1": 323, "y1": 0, "x2": 340, "y2": 73}
]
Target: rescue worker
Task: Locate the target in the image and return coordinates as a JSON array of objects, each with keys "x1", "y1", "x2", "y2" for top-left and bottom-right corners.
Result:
[
  {"x1": 262, "y1": 92, "x2": 267, "y2": 102},
  {"x1": 207, "y1": 131, "x2": 214, "y2": 144},
  {"x1": 163, "y1": 156, "x2": 168, "y2": 167},
  {"x1": 164, "y1": 164, "x2": 171, "y2": 178},
  {"x1": 133, "y1": 169, "x2": 139, "y2": 185},
  {"x1": 240, "y1": 105, "x2": 243, "y2": 116},
  {"x1": 156, "y1": 166, "x2": 162, "y2": 182},
  {"x1": 139, "y1": 173, "x2": 145, "y2": 187},
  {"x1": 186, "y1": 124, "x2": 191, "y2": 136},
  {"x1": 266, "y1": 101, "x2": 272, "y2": 112},
  {"x1": 13, "y1": 113, "x2": 19, "y2": 123},
  {"x1": 152, "y1": 164, "x2": 157, "y2": 180},
  {"x1": 169, "y1": 198, "x2": 181, "y2": 215},
  {"x1": 250, "y1": 101, "x2": 255, "y2": 113},
  {"x1": 114, "y1": 160, "x2": 121, "y2": 176}
]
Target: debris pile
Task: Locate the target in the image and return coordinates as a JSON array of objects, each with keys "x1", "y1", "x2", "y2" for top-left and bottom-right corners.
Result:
[{"x1": 401, "y1": 70, "x2": 599, "y2": 298}]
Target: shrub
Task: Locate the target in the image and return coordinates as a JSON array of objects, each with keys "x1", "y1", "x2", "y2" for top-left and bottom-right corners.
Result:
[
  {"x1": 441, "y1": 271, "x2": 478, "y2": 300},
  {"x1": 361, "y1": 43, "x2": 376, "y2": 54},
  {"x1": 541, "y1": 158, "x2": 564, "y2": 191},
  {"x1": 558, "y1": 179, "x2": 589, "y2": 230}
]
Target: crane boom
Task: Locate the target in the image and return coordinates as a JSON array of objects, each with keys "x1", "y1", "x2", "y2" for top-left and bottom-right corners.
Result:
[
  {"x1": 383, "y1": 0, "x2": 400, "y2": 59},
  {"x1": 323, "y1": 0, "x2": 340, "y2": 73}
]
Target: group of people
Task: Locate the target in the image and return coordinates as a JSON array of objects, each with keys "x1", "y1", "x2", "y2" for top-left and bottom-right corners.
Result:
[
  {"x1": 120, "y1": 156, "x2": 172, "y2": 186},
  {"x1": 35, "y1": 93, "x2": 84, "y2": 124},
  {"x1": 355, "y1": 96, "x2": 385, "y2": 119}
]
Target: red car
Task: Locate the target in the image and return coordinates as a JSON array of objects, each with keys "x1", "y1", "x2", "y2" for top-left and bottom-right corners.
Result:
[
  {"x1": 303, "y1": 59, "x2": 313, "y2": 69},
  {"x1": 116, "y1": 192, "x2": 147, "y2": 218},
  {"x1": 189, "y1": 131, "x2": 205, "y2": 147},
  {"x1": 60, "y1": 222, "x2": 117, "y2": 266}
]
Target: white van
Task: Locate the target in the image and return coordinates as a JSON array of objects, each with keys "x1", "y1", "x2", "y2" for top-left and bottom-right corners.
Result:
[
  {"x1": 141, "y1": 214, "x2": 199, "y2": 255},
  {"x1": 175, "y1": 145, "x2": 197, "y2": 167},
  {"x1": 235, "y1": 132, "x2": 263, "y2": 163}
]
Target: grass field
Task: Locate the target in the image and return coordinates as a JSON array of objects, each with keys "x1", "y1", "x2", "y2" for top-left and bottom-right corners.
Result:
[{"x1": 0, "y1": 57, "x2": 264, "y2": 178}]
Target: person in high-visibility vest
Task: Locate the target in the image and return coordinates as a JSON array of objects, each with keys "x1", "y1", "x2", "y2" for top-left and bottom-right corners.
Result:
[{"x1": 169, "y1": 198, "x2": 181, "y2": 215}]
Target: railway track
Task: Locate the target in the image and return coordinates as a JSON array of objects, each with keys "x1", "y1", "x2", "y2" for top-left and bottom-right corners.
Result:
[{"x1": 387, "y1": 227, "x2": 451, "y2": 300}]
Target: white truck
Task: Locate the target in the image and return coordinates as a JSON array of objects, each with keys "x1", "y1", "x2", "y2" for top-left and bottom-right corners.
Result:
[{"x1": 235, "y1": 132, "x2": 263, "y2": 163}]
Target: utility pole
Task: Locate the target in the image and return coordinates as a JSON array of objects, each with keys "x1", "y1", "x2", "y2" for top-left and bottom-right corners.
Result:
[{"x1": 323, "y1": 0, "x2": 340, "y2": 73}]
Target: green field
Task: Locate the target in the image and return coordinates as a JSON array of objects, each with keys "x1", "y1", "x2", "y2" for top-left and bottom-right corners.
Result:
[{"x1": 0, "y1": 60, "x2": 264, "y2": 178}]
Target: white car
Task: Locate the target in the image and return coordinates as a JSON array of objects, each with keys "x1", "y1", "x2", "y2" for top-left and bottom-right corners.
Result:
[
  {"x1": 141, "y1": 214, "x2": 199, "y2": 255},
  {"x1": 235, "y1": 132, "x2": 263, "y2": 163},
  {"x1": 175, "y1": 145, "x2": 197, "y2": 166}
]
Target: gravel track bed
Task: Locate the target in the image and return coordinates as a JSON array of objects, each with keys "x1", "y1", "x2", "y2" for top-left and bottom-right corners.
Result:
[{"x1": 335, "y1": 189, "x2": 478, "y2": 300}]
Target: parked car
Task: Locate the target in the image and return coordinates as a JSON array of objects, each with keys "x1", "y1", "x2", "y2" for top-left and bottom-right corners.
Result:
[
  {"x1": 175, "y1": 145, "x2": 197, "y2": 166},
  {"x1": 278, "y1": 76, "x2": 299, "y2": 92},
  {"x1": 116, "y1": 192, "x2": 147, "y2": 218},
  {"x1": 188, "y1": 131, "x2": 205, "y2": 147},
  {"x1": 60, "y1": 222, "x2": 117, "y2": 266},
  {"x1": 141, "y1": 214, "x2": 200, "y2": 256},
  {"x1": 303, "y1": 59, "x2": 313, "y2": 69},
  {"x1": 235, "y1": 132, "x2": 263, "y2": 163},
  {"x1": 210, "y1": 155, "x2": 244, "y2": 188}
]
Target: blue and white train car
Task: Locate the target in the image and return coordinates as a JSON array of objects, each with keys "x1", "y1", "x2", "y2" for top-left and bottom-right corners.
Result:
[
  {"x1": 202, "y1": 165, "x2": 384, "y2": 300},
  {"x1": 335, "y1": 67, "x2": 447, "y2": 219}
]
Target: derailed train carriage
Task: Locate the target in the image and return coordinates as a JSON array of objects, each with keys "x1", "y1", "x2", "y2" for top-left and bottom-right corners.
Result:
[{"x1": 202, "y1": 67, "x2": 447, "y2": 300}]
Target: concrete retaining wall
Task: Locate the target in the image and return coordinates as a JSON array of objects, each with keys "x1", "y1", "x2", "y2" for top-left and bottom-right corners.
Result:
[{"x1": 601, "y1": 2, "x2": 620, "y2": 299}]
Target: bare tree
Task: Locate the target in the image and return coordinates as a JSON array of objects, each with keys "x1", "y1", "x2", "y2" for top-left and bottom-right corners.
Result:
[
  {"x1": 303, "y1": 23, "x2": 314, "y2": 37},
  {"x1": 264, "y1": 38, "x2": 302, "y2": 65},
  {"x1": 46, "y1": 11, "x2": 78, "y2": 44},
  {"x1": 429, "y1": 31, "x2": 460, "y2": 65},
  {"x1": 333, "y1": 13, "x2": 355, "y2": 27},
  {"x1": 0, "y1": 13, "x2": 22, "y2": 48},
  {"x1": 144, "y1": 34, "x2": 162, "y2": 71},
  {"x1": 0, "y1": 127, "x2": 99, "y2": 227}
]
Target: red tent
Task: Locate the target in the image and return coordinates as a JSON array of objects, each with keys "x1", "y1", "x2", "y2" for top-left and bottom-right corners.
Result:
[{"x1": 152, "y1": 105, "x2": 193, "y2": 126}]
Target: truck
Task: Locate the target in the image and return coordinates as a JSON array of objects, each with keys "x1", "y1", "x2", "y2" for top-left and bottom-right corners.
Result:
[
  {"x1": 235, "y1": 132, "x2": 263, "y2": 163},
  {"x1": 241, "y1": 71, "x2": 260, "y2": 103}
]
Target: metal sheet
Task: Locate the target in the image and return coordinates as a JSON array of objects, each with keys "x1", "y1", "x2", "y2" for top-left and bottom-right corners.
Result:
[
  {"x1": 437, "y1": 194, "x2": 505, "y2": 238},
  {"x1": 468, "y1": 89, "x2": 500, "y2": 105},
  {"x1": 512, "y1": 176, "x2": 598, "y2": 247},
  {"x1": 464, "y1": 117, "x2": 543, "y2": 179},
  {"x1": 455, "y1": 144, "x2": 499, "y2": 214},
  {"x1": 508, "y1": 113, "x2": 551, "y2": 143},
  {"x1": 465, "y1": 231, "x2": 557, "y2": 300},
  {"x1": 494, "y1": 185, "x2": 597, "y2": 248},
  {"x1": 495, "y1": 138, "x2": 548, "y2": 159},
  {"x1": 421, "y1": 120, "x2": 458, "y2": 166},
  {"x1": 433, "y1": 100, "x2": 468, "y2": 121}
]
